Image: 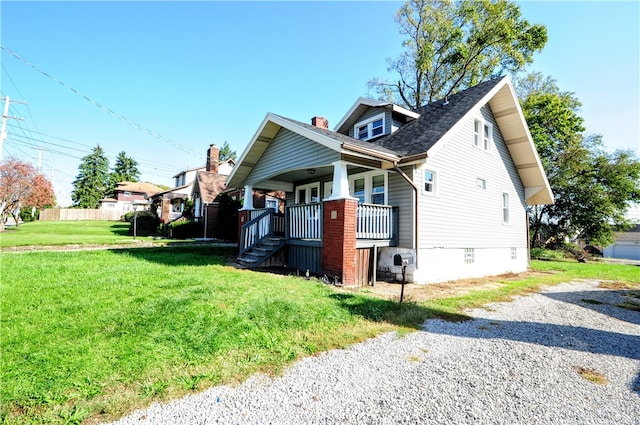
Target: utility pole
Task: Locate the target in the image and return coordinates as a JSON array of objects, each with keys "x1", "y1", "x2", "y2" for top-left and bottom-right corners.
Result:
[{"x1": 0, "y1": 96, "x2": 26, "y2": 160}]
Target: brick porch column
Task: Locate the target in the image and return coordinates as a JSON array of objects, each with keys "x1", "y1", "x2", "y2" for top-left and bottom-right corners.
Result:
[
  {"x1": 322, "y1": 198, "x2": 358, "y2": 286},
  {"x1": 237, "y1": 209, "x2": 249, "y2": 252}
]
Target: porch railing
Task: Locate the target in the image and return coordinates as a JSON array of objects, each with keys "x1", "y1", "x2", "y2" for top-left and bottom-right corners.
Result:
[
  {"x1": 356, "y1": 204, "x2": 397, "y2": 240},
  {"x1": 286, "y1": 203, "x2": 322, "y2": 240},
  {"x1": 240, "y1": 209, "x2": 277, "y2": 256}
]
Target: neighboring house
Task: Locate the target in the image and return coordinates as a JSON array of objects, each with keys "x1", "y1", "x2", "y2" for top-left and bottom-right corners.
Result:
[
  {"x1": 603, "y1": 203, "x2": 640, "y2": 260},
  {"x1": 151, "y1": 146, "x2": 236, "y2": 222},
  {"x1": 603, "y1": 225, "x2": 640, "y2": 260},
  {"x1": 226, "y1": 76, "x2": 553, "y2": 286},
  {"x1": 100, "y1": 181, "x2": 164, "y2": 215},
  {"x1": 192, "y1": 144, "x2": 283, "y2": 239}
]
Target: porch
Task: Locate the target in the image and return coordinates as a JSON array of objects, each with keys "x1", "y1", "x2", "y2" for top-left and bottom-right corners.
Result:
[{"x1": 238, "y1": 201, "x2": 398, "y2": 286}]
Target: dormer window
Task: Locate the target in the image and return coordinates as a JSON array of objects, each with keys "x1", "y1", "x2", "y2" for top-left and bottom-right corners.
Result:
[{"x1": 354, "y1": 113, "x2": 385, "y2": 141}]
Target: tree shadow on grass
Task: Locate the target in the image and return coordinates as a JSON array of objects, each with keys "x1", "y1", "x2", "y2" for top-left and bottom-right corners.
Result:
[
  {"x1": 327, "y1": 292, "x2": 471, "y2": 330},
  {"x1": 109, "y1": 222, "x2": 131, "y2": 236},
  {"x1": 108, "y1": 245, "x2": 236, "y2": 267}
]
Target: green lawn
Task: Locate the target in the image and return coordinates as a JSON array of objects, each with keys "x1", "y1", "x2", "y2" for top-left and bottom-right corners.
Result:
[
  {"x1": 0, "y1": 221, "x2": 148, "y2": 247},
  {"x1": 1, "y1": 231, "x2": 638, "y2": 424}
]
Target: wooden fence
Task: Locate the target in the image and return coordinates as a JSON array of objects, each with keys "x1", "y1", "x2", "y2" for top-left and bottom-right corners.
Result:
[{"x1": 39, "y1": 209, "x2": 123, "y2": 221}]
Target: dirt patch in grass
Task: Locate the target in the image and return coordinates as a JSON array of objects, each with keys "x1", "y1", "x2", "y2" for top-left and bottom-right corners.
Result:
[{"x1": 336, "y1": 271, "x2": 551, "y2": 302}]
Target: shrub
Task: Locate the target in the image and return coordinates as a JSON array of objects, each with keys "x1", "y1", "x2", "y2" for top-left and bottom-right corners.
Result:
[
  {"x1": 530, "y1": 247, "x2": 565, "y2": 261},
  {"x1": 169, "y1": 220, "x2": 202, "y2": 239},
  {"x1": 128, "y1": 210, "x2": 160, "y2": 236},
  {"x1": 19, "y1": 208, "x2": 39, "y2": 223}
]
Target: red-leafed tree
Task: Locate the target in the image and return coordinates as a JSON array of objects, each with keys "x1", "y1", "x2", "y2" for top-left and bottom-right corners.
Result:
[{"x1": 0, "y1": 158, "x2": 56, "y2": 231}]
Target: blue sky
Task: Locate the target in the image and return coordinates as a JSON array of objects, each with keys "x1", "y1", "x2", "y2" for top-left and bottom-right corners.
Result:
[{"x1": 1, "y1": 1, "x2": 638, "y2": 207}]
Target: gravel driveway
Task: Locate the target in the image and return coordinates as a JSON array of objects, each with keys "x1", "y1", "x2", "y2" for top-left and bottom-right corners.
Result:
[{"x1": 107, "y1": 280, "x2": 640, "y2": 425}]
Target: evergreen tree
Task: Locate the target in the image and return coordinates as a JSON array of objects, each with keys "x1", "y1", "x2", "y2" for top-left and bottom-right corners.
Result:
[
  {"x1": 219, "y1": 141, "x2": 237, "y2": 161},
  {"x1": 71, "y1": 145, "x2": 110, "y2": 208},
  {"x1": 108, "y1": 151, "x2": 140, "y2": 197}
]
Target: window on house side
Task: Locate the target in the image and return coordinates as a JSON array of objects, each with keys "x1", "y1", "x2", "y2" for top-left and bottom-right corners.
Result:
[
  {"x1": 265, "y1": 198, "x2": 279, "y2": 212},
  {"x1": 424, "y1": 170, "x2": 435, "y2": 193},
  {"x1": 476, "y1": 178, "x2": 486, "y2": 190},
  {"x1": 474, "y1": 119, "x2": 481, "y2": 147},
  {"x1": 371, "y1": 174, "x2": 385, "y2": 204},
  {"x1": 511, "y1": 247, "x2": 517, "y2": 260},
  {"x1": 483, "y1": 123, "x2": 492, "y2": 150},
  {"x1": 348, "y1": 172, "x2": 387, "y2": 204},
  {"x1": 502, "y1": 193, "x2": 510, "y2": 223},
  {"x1": 473, "y1": 118, "x2": 492, "y2": 151},
  {"x1": 353, "y1": 178, "x2": 365, "y2": 204},
  {"x1": 465, "y1": 248, "x2": 474, "y2": 264}
]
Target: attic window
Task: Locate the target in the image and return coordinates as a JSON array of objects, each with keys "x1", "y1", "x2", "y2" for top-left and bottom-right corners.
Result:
[
  {"x1": 354, "y1": 113, "x2": 385, "y2": 141},
  {"x1": 473, "y1": 118, "x2": 493, "y2": 151}
]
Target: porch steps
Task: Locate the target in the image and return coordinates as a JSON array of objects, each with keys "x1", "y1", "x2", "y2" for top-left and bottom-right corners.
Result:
[{"x1": 237, "y1": 237, "x2": 286, "y2": 269}]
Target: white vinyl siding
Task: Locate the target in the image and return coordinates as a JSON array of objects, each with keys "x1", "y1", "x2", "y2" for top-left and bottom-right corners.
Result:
[
  {"x1": 387, "y1": 166, "x2": 414, "y2": 248},
  {"x1": 246, "y1": 128, "x2": 339, "y2": 186},
  {"x1": 418, "y1": 104, "x2": 527, "y2": 251}
]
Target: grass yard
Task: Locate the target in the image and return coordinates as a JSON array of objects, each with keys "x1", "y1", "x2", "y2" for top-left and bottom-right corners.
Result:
[
  {"x1": 0, "y1": 221, "x2": 149, "y2": 248},
  {"x1": 1, "y1": 242, "x2": 638, "y2": 424}
]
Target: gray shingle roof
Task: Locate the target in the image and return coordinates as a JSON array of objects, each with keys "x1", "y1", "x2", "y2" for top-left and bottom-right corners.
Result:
[{"x1": 372, "y1": 77, "x2": 506, "y2": 157}]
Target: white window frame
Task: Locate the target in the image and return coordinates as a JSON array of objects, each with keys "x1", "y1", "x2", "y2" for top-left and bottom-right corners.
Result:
[
  {"x1": 473, "y1": 117, "x2": 493, "y2": 151},
  {"x1": 424, "y1": 169, "x2": 437, "y2": 194},
  {"x1": 502, "y1": 192, "x2": 510, "y2": 224},
  {"x1": 354, "y1": 113, "x2": 385, "y2": 141},
  {"x1": 348, "y1": 170, "x2": 388, "y2": 205},
  {"x1": 511, "y1": 247, "x2": 517, "y2": 260},
  {"x1": 476, "y1": 178, "x2": 486, "y2": 190},
  {"x1": 265, "y1": 196, "x2": 279, "y2": 212},
  {"x1": 295, "y1": 182, "x2": 320, "y2": 204}
]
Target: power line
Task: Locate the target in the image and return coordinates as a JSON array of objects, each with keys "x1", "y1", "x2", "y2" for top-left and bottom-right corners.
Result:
[{"x1": 1, "y1": 44, "x2": 202, "y2": 159}]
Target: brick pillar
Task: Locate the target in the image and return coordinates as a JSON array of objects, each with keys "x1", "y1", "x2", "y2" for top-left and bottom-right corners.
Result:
[
  {"x1": 322, "y1": 198, "x2": 358, "y2": 286},
  {"x1": 238, "y1": 209, "x2": 249, "y2": 253}
]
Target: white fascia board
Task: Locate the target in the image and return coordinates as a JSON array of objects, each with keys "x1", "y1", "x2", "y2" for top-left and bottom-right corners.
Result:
[
  {"x1": 269, "y1": 113, "x2": 343, "y2": 152},
  {"x1": 226, "y1": 114, "x2": 276, "y2": 187},
  {"x1": 334, "y1": 97, "x2": 389, "y2": 131}
]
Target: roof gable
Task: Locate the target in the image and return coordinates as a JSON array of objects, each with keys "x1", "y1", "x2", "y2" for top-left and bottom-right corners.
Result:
[
  {"x1": 334, "y1": 97, "x2": 419, "y2": 135},
  {"x1": 193, "y1": 171, "x2": 228, "y2": 204},
  {"x1": 226, "y1": 113, "x2": 400, "y2": 189},
  {"x1": 372, "y1": 78, "x2": 504, "y2": 157}
]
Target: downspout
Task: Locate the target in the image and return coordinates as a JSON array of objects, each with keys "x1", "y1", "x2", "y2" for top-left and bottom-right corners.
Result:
[{"x1": 393, "y1": 164, "x2": 419, "y2": 269}]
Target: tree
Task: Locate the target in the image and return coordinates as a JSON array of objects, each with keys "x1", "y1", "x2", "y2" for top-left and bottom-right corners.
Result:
[
  {"x1": 71, "y1": 145, "x2": 110, "y2": 208},
  {"x1": 368, "y1": 0, "x2": 547, "y2": 109},
  {"x1": 0, "y1": 158, "x2": 55, "y2": 230},
  {"x1": 518, "y1": 73, "x2": 640, "y2": 247},
  {"x1": 108, "y1": 151, "x2": 140, "y2": 197},
  {"x1": 219, "y1": 141, "x2": 237, "y2": 161}
]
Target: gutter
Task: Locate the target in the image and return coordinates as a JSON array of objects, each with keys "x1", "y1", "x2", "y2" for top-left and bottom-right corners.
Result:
[{"x1": 393, "y1": 164, "x2": 419, "y2": 269}]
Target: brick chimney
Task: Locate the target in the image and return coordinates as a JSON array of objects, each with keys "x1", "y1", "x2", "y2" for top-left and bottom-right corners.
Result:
[
  {"x1": 206, "y1": 144, "x2": 220, "y2": 173},
  {"x1": 311, "y1": 116, "x2": 329, "y2": 129}
]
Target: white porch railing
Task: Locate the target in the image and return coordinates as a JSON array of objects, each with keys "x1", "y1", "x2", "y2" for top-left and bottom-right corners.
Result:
[
  {"x1": 356, "y1": 204, "x2": 395, "y2": 240},
  {"x1": 287, "y1": 203, "x2": 322, "y2": 240}
]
